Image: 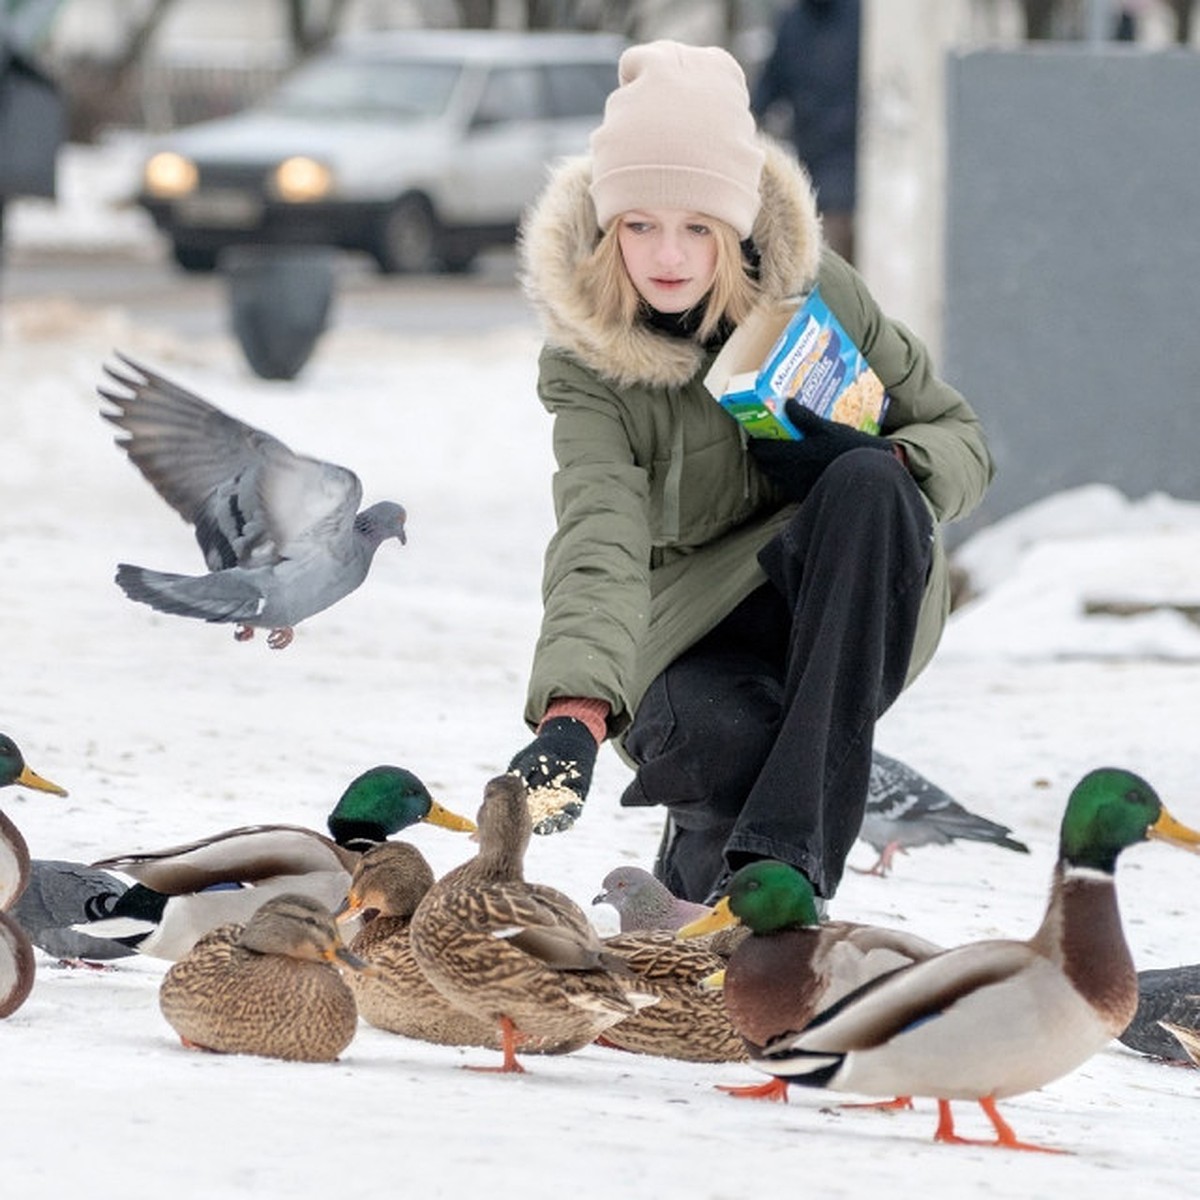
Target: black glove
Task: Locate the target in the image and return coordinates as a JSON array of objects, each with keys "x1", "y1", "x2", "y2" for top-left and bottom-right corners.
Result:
[
  {"x1": 746, "y1": 398, "x2": 893, "y2": 502},
  {"x1": 507, "y1": 716, "x2": 599, "y2": 835}
]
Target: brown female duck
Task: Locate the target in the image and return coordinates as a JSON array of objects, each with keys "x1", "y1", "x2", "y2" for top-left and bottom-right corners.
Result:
[
  {"x1": 597, "y1": 928, "x2": 747, "y2": 1063},
  {"x1": 159, "y1": 892, "x2": 373, "y2": 1062},
  {"x1": 409, "y1": 773, "x2": 653, "y2": 1072},
  {"x1": 336, "y1": 840, "x2": 499, "y2": 1048}
]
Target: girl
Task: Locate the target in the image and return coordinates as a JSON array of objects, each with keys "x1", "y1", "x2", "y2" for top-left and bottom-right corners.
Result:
[{"x1": 508, "y1": 41, "x2": 993, "y2": 907}]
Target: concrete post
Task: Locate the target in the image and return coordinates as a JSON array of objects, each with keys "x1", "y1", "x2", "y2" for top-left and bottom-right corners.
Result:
[{"x1": 858, "y1": 0, "x2": 977, "y2": 361}]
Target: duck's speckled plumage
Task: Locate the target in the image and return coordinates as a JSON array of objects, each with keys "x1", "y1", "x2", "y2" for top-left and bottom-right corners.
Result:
[
  {"x1": 158, "y1": 892, "x2": 369, "y2": 1062},
  {"x1": 337, "y1": 841, "x2": 499, "y2": 1048},
  {"x1": 409, "y1": 774, "x2": 653, "y2": 1071},
  {"x1": 596, "y1": 929, "x2": 747, "y2": 1063}
]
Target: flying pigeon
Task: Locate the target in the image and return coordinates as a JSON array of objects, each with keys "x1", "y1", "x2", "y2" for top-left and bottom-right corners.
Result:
[
  {"x1": 853, "y1": 751, "x2": 1030, "y2": 877},
  {"x1": 99, "y1": 354, "x2": 407, "y2": 648}
]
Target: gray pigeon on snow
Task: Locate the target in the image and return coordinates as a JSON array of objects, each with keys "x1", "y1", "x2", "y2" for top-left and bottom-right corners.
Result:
[
  {"x1": 853, "y1": 751, "x2": 1029, "y2": 877},
  {"x1": 593, "y1": 866, "x2": 713, "y2": 932},
  {"x1": 99, "y1": 354, "x2": 407, "y2": 648}
]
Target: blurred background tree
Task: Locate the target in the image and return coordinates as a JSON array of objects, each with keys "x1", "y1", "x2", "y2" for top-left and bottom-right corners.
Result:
[{"x1": 19, "y1": 0, "x2": 1200, "y2": 141}]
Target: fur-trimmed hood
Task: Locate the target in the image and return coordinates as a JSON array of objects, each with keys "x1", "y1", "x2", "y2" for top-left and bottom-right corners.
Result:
[{"x1": 517, "y1": 138, "x2": 823, "y2": 390}]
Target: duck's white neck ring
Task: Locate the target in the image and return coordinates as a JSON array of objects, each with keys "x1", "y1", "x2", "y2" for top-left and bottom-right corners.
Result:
[{"x1": 1062, "y1": 864, "x2": 1114, "y2": 883}]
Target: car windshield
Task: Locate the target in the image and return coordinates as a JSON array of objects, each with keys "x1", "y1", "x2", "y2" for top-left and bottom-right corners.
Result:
[{"x1": 266, "y1": 58, "x2": 462, "y2": 120}]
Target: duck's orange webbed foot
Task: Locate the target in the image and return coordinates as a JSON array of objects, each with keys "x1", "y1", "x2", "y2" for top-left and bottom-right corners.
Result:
[
  {"x1": 716, "y1": 1077, "x2": 789, "y2": 1102},
  {"x1": 840, "y1": 1095, "x2": 913, "y2": 1112},
  {"x1": 933, "y1": 1098, "x2": 1070, "y2": 1154},
  {"x1": 463, "y1": 1016, "x2": 528, "y2": 1074}
]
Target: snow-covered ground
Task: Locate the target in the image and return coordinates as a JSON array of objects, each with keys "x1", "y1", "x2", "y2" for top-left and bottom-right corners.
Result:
[{"x1": 2, "y1": 144, "x2": 1199, "y2": 1199}]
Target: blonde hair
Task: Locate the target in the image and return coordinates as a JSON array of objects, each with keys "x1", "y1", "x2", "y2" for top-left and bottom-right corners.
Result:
[{"x1": 579, "y1": 217, "x2": 761, "y2": 343}]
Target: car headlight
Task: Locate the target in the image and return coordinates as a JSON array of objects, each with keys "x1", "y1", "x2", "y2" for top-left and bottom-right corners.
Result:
[
  {"x1": 143, "y1": 151, "x2": 199, "y2": 198},
  {"x1": 272, "y1": 157, "x2": 333, "y2": 203}
]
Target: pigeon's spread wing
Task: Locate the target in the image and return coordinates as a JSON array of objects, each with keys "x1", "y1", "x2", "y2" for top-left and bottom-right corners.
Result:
[
  {"x1": 100, "y1": 354, "x2": 362, "y2": 570},
  {"x1": 251, "y1": 451, "x2": 362, "y2": 565},
  {"x1": 100, "y1": 355, "x2": 290, "y2": 525}
]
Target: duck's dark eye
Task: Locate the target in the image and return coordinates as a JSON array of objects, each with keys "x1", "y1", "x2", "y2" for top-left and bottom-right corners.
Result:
[{"x1": 1124, "y1": 787, "x2": 1155, "y2": 814}]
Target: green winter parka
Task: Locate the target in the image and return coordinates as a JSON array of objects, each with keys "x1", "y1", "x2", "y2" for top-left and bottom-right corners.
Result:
[{"x1": 517, "y1": 139, "x2": 994, "y2": 752}]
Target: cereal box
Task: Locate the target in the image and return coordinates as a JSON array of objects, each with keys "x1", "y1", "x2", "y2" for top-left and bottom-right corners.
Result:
[{"x1": 703, "y1": 288, "x2": 889, "y2": 440}]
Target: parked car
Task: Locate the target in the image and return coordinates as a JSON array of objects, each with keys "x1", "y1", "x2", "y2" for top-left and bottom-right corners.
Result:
[{"x1": 136, "y1": 28, "x2": 624, "y2": 273}]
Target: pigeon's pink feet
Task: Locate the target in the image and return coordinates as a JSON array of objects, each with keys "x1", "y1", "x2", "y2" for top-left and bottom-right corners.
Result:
[
  {"x1": 267, "y1": 627, "x2": 294, "y2": 650},
  {"x1": 851, "y1": 842, "x2": 904, "y2": 877},
  {"x1": 234, "y1": 625, "x2": 255, "y2": 642}
]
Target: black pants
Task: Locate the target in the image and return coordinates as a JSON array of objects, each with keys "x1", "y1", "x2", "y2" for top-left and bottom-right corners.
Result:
[{"x1": 619, "y1": 449, "x2": 934, "y2": 903}]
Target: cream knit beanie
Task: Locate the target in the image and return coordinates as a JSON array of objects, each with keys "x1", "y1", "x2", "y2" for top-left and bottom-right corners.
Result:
[{"x1": 589, "y1": 40, "x2": 765, "y2": 238}]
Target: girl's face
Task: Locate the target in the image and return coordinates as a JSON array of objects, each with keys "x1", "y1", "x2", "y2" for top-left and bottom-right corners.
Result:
[{"x1": 616, "y1": 208, "x2": 719, "y2": 314}]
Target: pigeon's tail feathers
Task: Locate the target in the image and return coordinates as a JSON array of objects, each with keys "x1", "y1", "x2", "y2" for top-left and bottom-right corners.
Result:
[
  {"x1": 983, "y1": 829, "x2": 1029, "y2": 855},
  {"x1": 926, "y1": 807, "x2": 1030, "y2": 854},
  {"x1": 115, "y1": 564, "x2": 264, "y2": 625}
]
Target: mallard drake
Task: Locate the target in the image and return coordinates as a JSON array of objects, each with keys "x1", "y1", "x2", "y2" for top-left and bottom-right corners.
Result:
[
  {"x1": 678, "y1": 860, "x2": 942, "y2": 1100},
  {"x1": 595, "y1": 929, "x2": 748, "y2": 1063},
  {"x1": 0, "y1": 914, "x2": 37, "y2": 1018},
  {"x1": 159, "y1": 892, "x2": 373, "y2": 1062},
  {"x1": 75, "y1": 765, "x2": 474, "y2": 961},
  {"x1": 593, "y1": 866, "x2": 713, "y2": 932},
  {"x1": 1, "y1": 734, "x2": 69, "y2": 1016},
  {"x1": 1, "y1": 734, "x2": 70, "y2": 910},
  {"x1": 335, "y1": 840, "x2": 499, "y2": 1048},
  {"x1": 854, "y1": 752, "x2": 1029, "y2": 877},
  {"x1": 1117, "y1": 964, "x2": 1200, "y2": 1063},
  {"x1": 409, "y1": 773, "x2": 655, "y2": 1073},
  {"x1": 747, "y1": 768, "x2": 1200, "y2": 1152}
]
